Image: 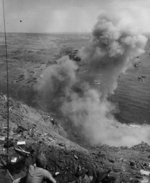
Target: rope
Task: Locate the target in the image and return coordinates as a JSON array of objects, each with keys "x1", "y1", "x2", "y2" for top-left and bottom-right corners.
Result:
[
  {"x1": 2, "y1": 0, "x2": 10, "y2": 165},
  {"x1": 6, "y1": 169, "x2": 14, "y2": 181}
]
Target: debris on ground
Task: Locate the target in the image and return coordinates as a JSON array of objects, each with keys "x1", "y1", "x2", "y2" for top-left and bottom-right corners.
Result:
[
  {"x1": 140, "y1": 170, "x2": 150, "y2": 176},
  {"x1": 0, "y1": 92, "x2": 150, "y2": 182}
]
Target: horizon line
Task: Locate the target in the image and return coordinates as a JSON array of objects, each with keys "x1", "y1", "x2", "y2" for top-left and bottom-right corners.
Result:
[{"x1": 0, "y1": 31, "x2": 91, "y2": 34}]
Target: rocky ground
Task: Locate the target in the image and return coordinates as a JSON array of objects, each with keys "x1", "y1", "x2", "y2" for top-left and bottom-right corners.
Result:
[
  {"x1": 0, "y1": 34, "x2": 150, "y2": 183},
  {"x1": 0, "y1": 94, "x2": 150, "y2": 183}
]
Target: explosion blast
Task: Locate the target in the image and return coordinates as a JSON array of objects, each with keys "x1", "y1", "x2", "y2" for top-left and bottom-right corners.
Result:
[{"x1": 37, "y1": 14, "x2": 150, "y2": 147}]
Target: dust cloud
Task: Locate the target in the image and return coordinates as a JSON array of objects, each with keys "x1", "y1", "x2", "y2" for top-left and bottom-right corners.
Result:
[{"x1": 37, "y1": 13, "x2": 150, "y2": 147}]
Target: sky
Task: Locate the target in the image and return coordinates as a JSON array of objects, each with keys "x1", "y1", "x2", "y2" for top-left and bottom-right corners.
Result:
[{"x1": 0, "y1": 0, "x2": 150, "y2": 33}]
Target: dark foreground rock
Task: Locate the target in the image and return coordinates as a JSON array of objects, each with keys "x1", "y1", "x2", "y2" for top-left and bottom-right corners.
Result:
[
  {"x1": 0, "y1": 141, "x2": 109, "y2": 183},
  {"x1": 1, "y1": 139, "x2": 150, "y2": 183}
]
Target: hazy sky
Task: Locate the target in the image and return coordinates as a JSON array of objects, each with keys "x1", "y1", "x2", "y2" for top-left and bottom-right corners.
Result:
[{"x1": 0, "y1": 0, "x2": 150, "y2": 33}]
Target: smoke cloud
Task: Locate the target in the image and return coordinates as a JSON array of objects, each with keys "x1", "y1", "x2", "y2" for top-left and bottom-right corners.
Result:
[
  {"x1": 80, "y1": 13, "x2": 147, "y2": 98},
  {"x1": 37, "y1": 56, "x2": 78, "y2": 111},
  {"x1": 37, "y1": 13, "x2": 150, "y2": 147}
]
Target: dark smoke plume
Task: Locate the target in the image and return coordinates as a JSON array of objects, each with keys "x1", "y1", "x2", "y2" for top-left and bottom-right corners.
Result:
[
  {"x1": 37, "y1": 56, "x2": 78, "y2": 112},
  {"x1": 37, "y1": 14, "x2": 150, "y2": 147},
  {"x1": 80, "y1": 14, "x2": 147, "y2": 98}
]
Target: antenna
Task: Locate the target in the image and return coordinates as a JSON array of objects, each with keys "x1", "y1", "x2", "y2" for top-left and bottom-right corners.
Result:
[{"x1": 2, "y1": 0, "x2": 10, "y2": 163}]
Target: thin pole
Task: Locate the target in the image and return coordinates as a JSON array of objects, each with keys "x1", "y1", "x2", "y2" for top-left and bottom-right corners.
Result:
[
  {"x1": 6, "y1": 169, "x2": 14, "y2": 181},
  {"x1": 2, "y1": 0, "x2": 10, "y2": 163}
]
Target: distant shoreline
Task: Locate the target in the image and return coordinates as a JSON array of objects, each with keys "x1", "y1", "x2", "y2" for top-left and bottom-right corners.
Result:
[{"x1": 0, "y1": 32, "x2": 91, "y2": 35}]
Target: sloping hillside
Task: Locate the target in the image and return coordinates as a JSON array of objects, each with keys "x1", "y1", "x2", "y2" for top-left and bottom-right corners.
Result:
[
  {"x1": 0, "y1": 35, "x2": 150, "y2": 183},
  {"x1": 0, "y1": 94, "x2": 150, "y2": 183}
]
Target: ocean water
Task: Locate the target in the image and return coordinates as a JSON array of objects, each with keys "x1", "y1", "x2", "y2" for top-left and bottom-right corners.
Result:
[
  {"x1": 62, "y1": 33, "x2": 150, "y2": 125},
  {"x1": 112, "y1": 41, "x2": 150, "y2": 125},
  {"x1": 65, "y1": 34, "x2": 150, "y2": 125},
  {"x1": 0, "y1": 33, "x2": 150, "y2": 125}
]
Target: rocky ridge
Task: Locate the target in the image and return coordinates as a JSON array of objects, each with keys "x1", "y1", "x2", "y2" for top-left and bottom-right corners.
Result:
[{"x1": 0, "y1": 94, "x2": 150, "y2": 183}]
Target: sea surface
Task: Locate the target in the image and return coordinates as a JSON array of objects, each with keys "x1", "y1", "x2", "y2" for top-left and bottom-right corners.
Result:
[{"x1": 0, "y1": 33, "x2": 150, "y2": 125}]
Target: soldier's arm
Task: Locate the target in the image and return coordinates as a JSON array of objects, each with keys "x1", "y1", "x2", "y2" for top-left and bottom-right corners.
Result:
[
  {"x1": 12, "y1": 177, "x2": 21, "y2": 183},
  {"x1": 42, "y1": 169, "x2": 56, "y2": 183}
]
